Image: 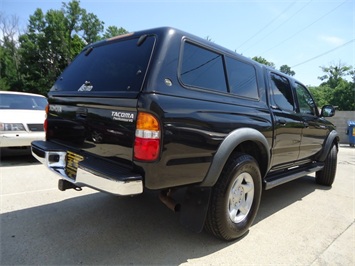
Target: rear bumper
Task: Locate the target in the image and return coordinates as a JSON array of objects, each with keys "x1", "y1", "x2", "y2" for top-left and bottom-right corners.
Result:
[{"x1": 31, "y1": 140, "x2": 143, "y2": 196}]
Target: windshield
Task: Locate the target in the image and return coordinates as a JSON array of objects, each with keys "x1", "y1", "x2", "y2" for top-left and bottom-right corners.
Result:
[
  {"x1": 0, "y1": 93, "x2": 47, "y2": 110},
  {"x1": 51, "y1": 36, "x2": 155, "y2": 93}
]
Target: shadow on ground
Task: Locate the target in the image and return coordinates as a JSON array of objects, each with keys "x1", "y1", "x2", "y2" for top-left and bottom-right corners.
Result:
[
  {"x1": 0, "y1": 147, "x2": 39, "y2": 167},
  {"x1": 0, "y1": 174, "x2": 327, "y2": 265}
]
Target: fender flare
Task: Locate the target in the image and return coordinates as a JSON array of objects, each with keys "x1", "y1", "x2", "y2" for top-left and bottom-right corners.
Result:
[
  {"x1": 199, "y1": 128, "x2": 270, "y2": 187},
  {"x1": 315, "y1": 130, "x2": 339, "y2": 162}
]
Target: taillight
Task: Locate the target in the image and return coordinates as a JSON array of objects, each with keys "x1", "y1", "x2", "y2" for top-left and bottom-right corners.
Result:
[
  {"x1": 44, "y1": 104, "x2": 49, "y2": 134},
  {"x1": 134, "y1": 112, "x2": 161, "y2": 161}
]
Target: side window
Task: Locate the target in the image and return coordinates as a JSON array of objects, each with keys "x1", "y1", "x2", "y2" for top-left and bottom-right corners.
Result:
[
  {"x1": 225, "y1": 57, "x2": 258, "y2": 99},
  {"x1": 270, "y1": 73, "x2": 295, "y2": 111},
  {"x1": 295, "y1": 83, "x2": 317, "y2": 116},
  {"x1": 180, "y1": 42, "x2": 227, "y2": 93}
]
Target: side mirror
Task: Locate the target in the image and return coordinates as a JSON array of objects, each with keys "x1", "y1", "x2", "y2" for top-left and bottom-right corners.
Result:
[{"x1": 321, "y1": 105, "x2": 335, "y2": 117}]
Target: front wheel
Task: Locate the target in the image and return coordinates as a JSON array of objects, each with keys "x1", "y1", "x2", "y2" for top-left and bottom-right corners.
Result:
[
  {"x1": 316, "y1": 144, "x2": 337, "y2": 186},
  {"x1": 205, "y1": 153, "x2": 262, "y2": 241}
]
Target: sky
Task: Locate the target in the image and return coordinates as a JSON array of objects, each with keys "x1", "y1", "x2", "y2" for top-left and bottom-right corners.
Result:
[{"x1": 2, "y1": 0, "x2": 355, "y2": 86}]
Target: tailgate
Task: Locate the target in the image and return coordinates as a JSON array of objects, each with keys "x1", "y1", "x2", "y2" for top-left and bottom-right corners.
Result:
[{"x1": 46, "y1": 97, "x2": 138, "y2": 165}]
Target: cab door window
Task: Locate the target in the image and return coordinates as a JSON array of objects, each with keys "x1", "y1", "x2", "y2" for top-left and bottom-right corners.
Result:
[
  {"x1": 270, "y1": 73, "x2": 295, "y2": 111},
  {"x1": 295, "y1": 83, "x2": 317, "y2": 116}
]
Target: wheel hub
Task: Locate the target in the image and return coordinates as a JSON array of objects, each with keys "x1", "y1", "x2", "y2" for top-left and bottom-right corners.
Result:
[
  {"x1": 231, "y1": 186, "x2": 244, "y2": 206},
  {"x1": 228, "y1": 172, "x2": 254, "y2": 224}
]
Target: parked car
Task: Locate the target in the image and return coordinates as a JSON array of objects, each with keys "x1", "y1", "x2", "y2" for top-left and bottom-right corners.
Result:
[
  {"x1": 0, "y1": 91, "x2": 47, "y2": 148},
  {"x1": 31, "y1": 27, "x2": 338, "y2": 240}
]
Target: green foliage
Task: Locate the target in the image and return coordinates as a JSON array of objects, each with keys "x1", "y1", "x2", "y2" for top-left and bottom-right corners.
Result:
[
  {"x1": 0, "y1": 43, "x2": 13, "y2": 90},
  {"x1": 80, "y1": 10, "x2": 104, "y2": 44},
  {"x1": 103, "y1": 26, "x2": 128, "y2": 39},
  {"x1": 279, "y1": 64, "x2": 295, "y2": 76},
  {"x1": 309, "y1": 86, "x2": 332, "y2": 108},
  {"x1": 252, "y1": 56, "x2": 275, "y2": 68},
  {"x1": 331, "y1": 80, "x2": 355, "y2": 111},
  {"x1": 0, "y1": 14, "x2": 22, "y2": 91},
  {"x1": 1, "y1": 0, "x2": 128, "y2": 94},
  {"x1": 62, "y1": 0, "x2": 81, "y2": 35},
  {"x1": 18, "y1": 8, "x2": 61, "y2": 94},
  {"x1": 252, "y1": 56, "x2": 295, "y2": 76},
  {"x1": 310, "y1": 63, "x2": 354, "y2": 111},
  {"x1": 318, "y1": 62, "x2": 353, "y2": 89}
]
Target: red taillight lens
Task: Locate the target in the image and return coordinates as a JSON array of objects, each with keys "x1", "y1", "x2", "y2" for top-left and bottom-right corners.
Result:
[
  {"x1": 44, "y1": 104, "x2": 49, "y2": 134},
  {"x1": 134, "y1": 112, "x2": 161, "y2": 161},
  {"x1": 134, "y1": 138, "x2": 160, "y2": 161},
  {"x1": 44, "y1": 119, "x2": 48, "y2": 133}
]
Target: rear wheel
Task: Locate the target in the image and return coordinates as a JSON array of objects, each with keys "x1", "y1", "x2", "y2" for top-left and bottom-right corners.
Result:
[
  {"x1": 316, "y1": 144, "x2": 337, "y2": 186},
  {"x1": 205, "y1": 153, "x2": 262, "y2": 241}
]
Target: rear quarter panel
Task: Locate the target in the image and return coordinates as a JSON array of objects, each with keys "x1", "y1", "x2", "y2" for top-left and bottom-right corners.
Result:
[{"x1": 136, "y1": 93, "x2": 272, "y2": 189}]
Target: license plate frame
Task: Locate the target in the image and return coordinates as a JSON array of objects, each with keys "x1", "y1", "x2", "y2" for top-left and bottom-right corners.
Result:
[{"x1": 65, "y1": 151, "x2": 84, "y2": 180}]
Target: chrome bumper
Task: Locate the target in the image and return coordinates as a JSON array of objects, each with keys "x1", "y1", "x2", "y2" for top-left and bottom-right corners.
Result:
[{"x1": 31, "y1": 141, "x2": 143, "y2": 196}]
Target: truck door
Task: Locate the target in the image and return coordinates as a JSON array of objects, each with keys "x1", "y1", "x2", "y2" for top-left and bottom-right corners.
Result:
[
  {"x1": 294, "y1": 82, "x2": 329, "y2": 160},
  {"x1": 269, "y1": 72, "x2": 304, "y2": 166}
]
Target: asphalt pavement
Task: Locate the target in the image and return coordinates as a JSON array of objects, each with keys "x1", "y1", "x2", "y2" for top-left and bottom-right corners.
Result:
[{"x1": 0, "y1": 146, "x2": 354, "y2": 265}]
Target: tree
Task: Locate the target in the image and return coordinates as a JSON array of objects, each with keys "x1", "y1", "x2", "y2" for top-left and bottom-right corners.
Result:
[
  {"x1": 1, "y1": 1, "x2": 128, "y2": 94},
  {"x1": 309, "y1": 85, "x2": 333, "y2": 108},
  {"x1": 350, "y1": 69, "x2": 355, "y2": 83},
  {"x1": 62, "y1": 0, "x2": 81, "y2": 37},
  {"x1": 0, "y1": 13, "x2": 22, "y2": 90},
  {"x1": 252, "y1": 56, "x2": 275, "y2": 68},
  {"x1": 17, "y1": 1, "x2": 112, "y2": 94},
  {"x1": 310, "y1": 62, "x2": 354, "y2": 111},
  {"x1": 18, "y1": 8, "x2": 67, "y2": 94},
  {"x1": 80, "y1": 10, "x2": 104, "y2": 44},
  {"x1": 279, "y1": 64, "x2": 295, "y2": 76},
  {"x1": 331, "y1": 80, "x2": 355, "y2": 111},
  {"x1": 103, "y1": 26, "x2": 128, "y2": 39},
  {"x1": 62, "y1": 0, "x2": 84, "y2": 61},
  {"x1": 252, "y1": 57, "x2": 296, "y2": 76},
  {"x1": 318, "y1": 61, "x2": 352, "y2": 89}
]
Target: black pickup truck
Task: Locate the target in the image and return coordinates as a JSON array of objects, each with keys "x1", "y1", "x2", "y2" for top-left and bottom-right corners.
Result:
[{"x1": 32, "y1": 27, "x2": 338, "y2": 241}]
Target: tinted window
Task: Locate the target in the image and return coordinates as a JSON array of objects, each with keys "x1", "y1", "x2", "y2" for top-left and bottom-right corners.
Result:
[
  {"x1": 226, "y1": 57, "x2": 258, "y2": 99},
  {"x1": 270, "y1": 73, "x2": 294, "y2": 111},
  {"x1": 295, "y1": 83, "x2": 317, "y2": 116},
  {"x1": 0, "y1": 94, "x2": 47, "y2": 110},
  {"x1": 51, "y1": 36, "x2": 155, "y2": 92},
  {"x1": 181, "y1": 42, "x2": 227, "y2": 92}
]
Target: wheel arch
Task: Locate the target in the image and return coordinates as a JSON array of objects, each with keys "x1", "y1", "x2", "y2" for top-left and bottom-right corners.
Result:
[
  {"x1": 315, "y1": 130, "x2": 339, "y2": 162},
  {"x1": 199, "y1": 128, "x2": 270, "y2": 187}
]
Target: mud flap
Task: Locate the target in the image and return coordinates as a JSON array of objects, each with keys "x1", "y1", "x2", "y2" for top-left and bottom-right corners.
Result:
[{"x1": 179, "y1": 187, "x2": 211, "y2": 233}]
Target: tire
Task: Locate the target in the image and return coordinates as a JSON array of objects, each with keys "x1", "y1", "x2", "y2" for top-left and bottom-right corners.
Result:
[
  {"x1": 205, "y1": 153, "x2": 262, "y2": 241},
  {"x1": 316, "y1": 144, "x2": 337, "y2": 186}
]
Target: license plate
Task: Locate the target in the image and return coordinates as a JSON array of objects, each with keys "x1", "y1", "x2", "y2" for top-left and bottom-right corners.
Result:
[{"x1": 65, "y1": 151, "x2": 84, "y2": 180}]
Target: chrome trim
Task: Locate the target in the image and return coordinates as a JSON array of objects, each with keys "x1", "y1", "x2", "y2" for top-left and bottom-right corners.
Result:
[
  {"x1": 32, "y1": 149, "x2": 143, "y2": 196},
  {"x1": 76, "y1": 168, "x2": 143, "y2": 195}
]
